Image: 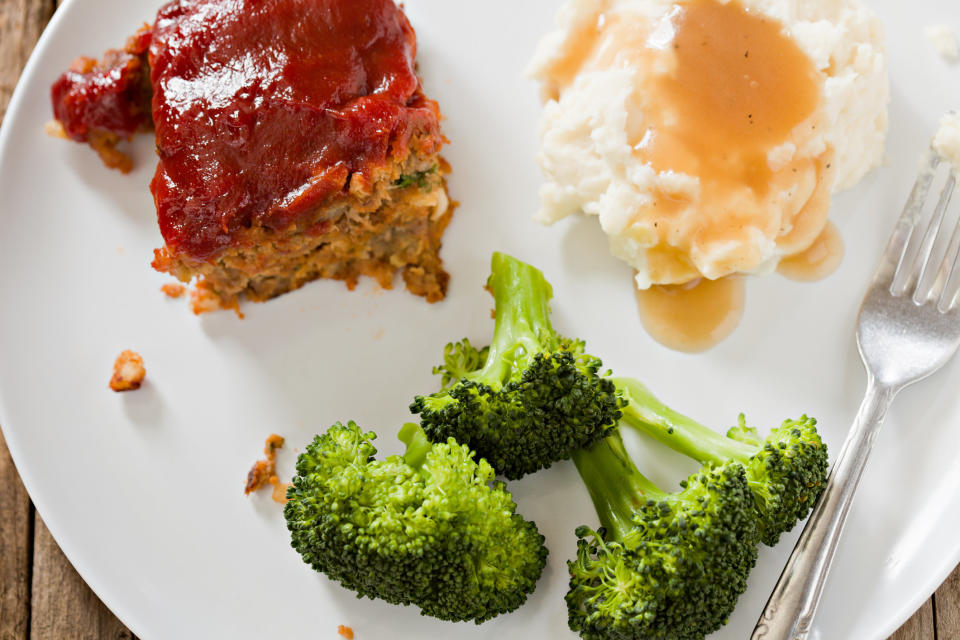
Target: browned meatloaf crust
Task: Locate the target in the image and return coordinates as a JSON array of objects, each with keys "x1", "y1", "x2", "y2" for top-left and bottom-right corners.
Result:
[
  {"x1": 153, "y1": 155, "x2": 453, "y2": 312},
  {"x1": 50, "y1": 0, "x2": 453, "y2": 312}
]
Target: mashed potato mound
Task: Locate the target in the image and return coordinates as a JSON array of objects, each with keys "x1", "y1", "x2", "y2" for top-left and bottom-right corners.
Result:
[{"x1": 530, "y1": 0, "x2": 888, "y2": 289}]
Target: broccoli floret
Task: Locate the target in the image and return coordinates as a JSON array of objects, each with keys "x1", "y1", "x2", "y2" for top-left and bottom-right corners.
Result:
[
  {"x1": 568, "y1": 430, "x2": 759, "y2": 640},
  {"x1": 432, "y1": 338, "x2": 489, "y2": 389},
  {"x1": 284, "y1": 421, "x2": 548, "y2": 623},
  {"x1": 410, "y1": 252, "x2": 623, "y2": 479},
  {"x1": 614, "y1": 377, "x2": 829, "y2": 546}
]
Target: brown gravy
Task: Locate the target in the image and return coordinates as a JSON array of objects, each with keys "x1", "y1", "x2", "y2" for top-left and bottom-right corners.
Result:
[
  {"x1": 636, "y1": 0, "x2": 822, "y2": 194},
  {"x1": 635, "y1": 276, "x2": 746, "y2": 352},
  {"x1": 542, "y1": 0, "x2": 838, "y2": 351},
  {"x1": 624, "y1": 0, "x2": 825, "y2": 276},
  {"x1": 631, "y1": 0, "x2": 830, "y2": 351},
  {"x1": 778, "y1": 221, "x2": 845, "y2": 282}
]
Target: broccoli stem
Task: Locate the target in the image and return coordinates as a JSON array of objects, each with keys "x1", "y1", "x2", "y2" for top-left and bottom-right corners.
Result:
[
  {"x1": 572, "y1": 431, "x2": 661, "y2": 542},
  {"x1": 398, "y1": 422, "x2": 432, "y2": 470},
  {"x1": 614, "y1": 377, "x2": 756, "y2": 464},
  {"x1": 470, "y1": 252, "x2": 555, "y2": 385}
]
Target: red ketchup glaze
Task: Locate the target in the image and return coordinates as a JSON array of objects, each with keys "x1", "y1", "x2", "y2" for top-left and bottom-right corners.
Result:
[
  {"x1": 148, "y1": 0, "x2": 443, "y2": 260},
  {"x1": 50, "y1": 29, "x2": 153, "y2": 142}
]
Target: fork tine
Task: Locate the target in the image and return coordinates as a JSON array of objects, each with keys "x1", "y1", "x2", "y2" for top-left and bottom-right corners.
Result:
[
  {"x1": 910, "y1": 175, "x2": 956, "y2": 303},
  {"x1": 880, "y1": 151, "x2": 939, "y2": 291},
  {"x1": 937, "y1": 174, "x2": 960, "y2": 310},
  {"x1": 931, "y1": 215, "x2": 960, "y2": 307}
]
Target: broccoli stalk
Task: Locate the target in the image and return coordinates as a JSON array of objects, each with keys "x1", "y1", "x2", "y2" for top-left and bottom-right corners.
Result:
[
  {"x1": 573, "y1": 434, "x2": 659, "y2": 542},
  {"x1": 284, "y1": 421, "x2": 548, "y2": 623},
  {"x1": 411, "y1": 252, "x2": 623, "y2": 479},
  {"x1": 568, "y1": 430, "x2": 759, "y2": 640},
  {"x1": 614, "y1": 377, "x2": 829, "y2": 546}
]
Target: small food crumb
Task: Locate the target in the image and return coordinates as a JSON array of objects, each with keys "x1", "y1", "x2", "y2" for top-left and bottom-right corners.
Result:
[
  {"x1": 189, "y1": 287, "x2": 222, "y2": 314},
  {"x1": 337, "y1": 625, "x2": 354, "y2": 639},
  {"x1": 934, "y1": 111, "x2": 960, "y2": 176},
  {"x1": 109, "y1": 350, "x2": 145, "y2": 392},
  {"x1": 190, "y1": 287, "x2": 245, "y2": 318},
  {"x1": 925, "y1": 25, "x2": 960, "y2": 63},
  {"x1": 44, "y1": 120, "x2": 68, "y2": 139},
  {"x1": 245, "y1": 434, "x2": 288, "y2": 503},
  {"x1": 161, "y1": 283, "x2": 186, "y2": 299}
]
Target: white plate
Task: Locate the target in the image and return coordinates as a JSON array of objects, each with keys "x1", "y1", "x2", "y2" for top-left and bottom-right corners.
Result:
[{"x1": 1, "y1": 0, "x2": 959, "y2": 638}]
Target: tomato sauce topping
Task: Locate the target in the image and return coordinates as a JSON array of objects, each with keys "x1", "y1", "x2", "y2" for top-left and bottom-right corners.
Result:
[
  {"x1": 148, "y1": 0, "x2": 442, "y2": 259},
  {"x1": 51, "y1": 0, "x2": 441, "y2": 260},
  {"x1": 50, "y1": 28, "x2": 153, "y2": 142}
]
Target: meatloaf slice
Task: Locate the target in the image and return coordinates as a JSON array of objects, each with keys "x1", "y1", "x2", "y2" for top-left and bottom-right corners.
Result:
[{"x1": 50, "y1": 0, "x2": 453, "y2": 311}]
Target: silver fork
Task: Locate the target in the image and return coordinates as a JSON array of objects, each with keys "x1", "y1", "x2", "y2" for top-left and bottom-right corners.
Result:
[{"x1": 751, "y1": 149, "x2": 960, "y2": 640}]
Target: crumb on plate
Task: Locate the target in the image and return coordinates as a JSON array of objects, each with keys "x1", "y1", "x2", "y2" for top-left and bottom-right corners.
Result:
[
  {"x1": 44, "y1": 120, "x2": 68, "y2": 139},
  {"x1": 161, "y1": 283, "x2": 185, "y2": 298},
  {"x1": 109, "y1": 350, "x2": 145, "y2": 392},
  {"x1": 925, "y1": 25, "x2": 960, "y2": 63},
  {"x1": 245, "y1": 434, "x2": 289, "y2": 503},
  {"x1": 190, "y1": 287, "x2": 244, "y2": 318},
  {"x1": 337, "y1": 625, "x2": 354, "y2": 639},
  {"x1": 934, "y1": 111, "x2": 960, "y2": 175}
]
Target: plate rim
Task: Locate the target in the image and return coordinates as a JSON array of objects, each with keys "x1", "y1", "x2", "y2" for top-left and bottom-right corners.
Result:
[{"x1": 0, "y1": 0, "x2": 956, "y2": 638}]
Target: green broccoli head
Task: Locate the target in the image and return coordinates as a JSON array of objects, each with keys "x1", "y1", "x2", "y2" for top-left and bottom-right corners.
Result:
[
  {"x1": 432, "y1": 338, "x2": 489, "y2": 389},
  {"x1": 568, "y1": 432, "x2": 759, "y2": 640},
  {"x1": 411, "y1": 253, "x2": 623, "y2": 480},
  {"x1": 726, "y1": 414, "x2": 829, "y2": 545},
  {"x1": 284, "y1": 421, "x2": 548, "y2": 623},
  {"x1": 615, "y1": 377, "x2": 829, "y2": 547}
]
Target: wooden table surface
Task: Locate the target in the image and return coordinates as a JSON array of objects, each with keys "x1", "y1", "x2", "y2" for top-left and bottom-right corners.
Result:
[{"x1": 0, "y1": 1, "x2": 956, "y2": 638}]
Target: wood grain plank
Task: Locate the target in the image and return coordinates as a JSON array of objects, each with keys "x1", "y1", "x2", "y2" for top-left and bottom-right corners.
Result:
[
  {"x1": 888, "y1": 599, "x2": 935, "y2": 640},
  {"x1": 0, "y1": 430, "x2": 31, "y2": 640},
  {"x1": 1, "y1": 2, "x2": 51, "y2": 637},
  {"x1": 935, "y1": 563, "x2": 960, "y2": 639},
  {"x1": 30, "y1": 516, "x2": 133, "y2": 640},
  {"x1": 0, "y1": 2, "x2": 128, "y2": 638},
  {"x1": 0, "y1": 0, "x2": 56, "y2": 123}
]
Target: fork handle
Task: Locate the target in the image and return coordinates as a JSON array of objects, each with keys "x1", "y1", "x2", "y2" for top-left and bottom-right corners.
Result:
[{"x1": 750, "y1": 377, "x2": 899, "y2": 640}]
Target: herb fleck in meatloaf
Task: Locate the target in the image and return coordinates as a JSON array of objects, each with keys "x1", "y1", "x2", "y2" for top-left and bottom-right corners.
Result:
[{"x1": 50, "y1": 0, "x2": 453, "y2": 312}]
